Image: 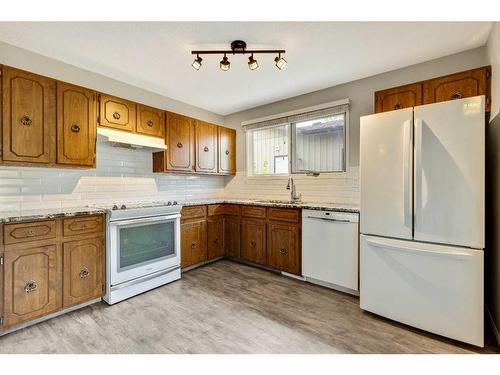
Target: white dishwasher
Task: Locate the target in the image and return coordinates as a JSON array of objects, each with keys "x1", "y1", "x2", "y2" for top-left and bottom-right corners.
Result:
[{"x1": 302, "y1": 209, "x2": 359, "y2": 295}]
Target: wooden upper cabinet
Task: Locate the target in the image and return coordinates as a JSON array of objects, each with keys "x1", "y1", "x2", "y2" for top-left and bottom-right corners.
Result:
[
  {"x1": 98, "y1": 94, "x2": 136, "y2": 132},
  {"x1": 57, "y1": 82, "x2": 97, "y2": 167},
  {"x1": 137, "y1": 104, "x2": 165, "y2": 138},
  {"x1": 423, "y1": 66, "x2": 491, "y2": 112},
  {"x1": 63, "y1": 238, "x2": 104, "y2": 308},
  {"x1": 2, "y1": 244, "x2": 62, "y2": 328},
  {"x1": 218, "y1": 126, "x2": 236, "y2": 175},
  {"x1": 195, "y1": 120, "x2": 218, "y2": 173},
  {"x1": 2, "y1": 66, "x2": 56, "y2": 164},
  {"x1": 374, "y1": 83, "x2": 423, "y2": 113},
  {"x1": 163, "y1": 112, "x2": 195, "y2": 172}
]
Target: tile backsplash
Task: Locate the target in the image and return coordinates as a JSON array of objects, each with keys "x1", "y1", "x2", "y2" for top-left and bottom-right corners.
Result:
[
  {"x1": 0, "y1": 141, "x2": 359, "y2": 213},
  {"x1": 0, "y1": 141, "x2": 225, "y2": 212}
]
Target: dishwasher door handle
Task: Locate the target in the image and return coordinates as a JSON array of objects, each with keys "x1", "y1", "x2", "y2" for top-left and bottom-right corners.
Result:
[{"x1": 306, "y1": 216, "x2": 353, "y2": 223}]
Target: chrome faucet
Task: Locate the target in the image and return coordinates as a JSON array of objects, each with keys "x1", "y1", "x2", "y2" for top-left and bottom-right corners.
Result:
[{"x1": 286, "y1": 177, "x2": 302, "y2": 203}]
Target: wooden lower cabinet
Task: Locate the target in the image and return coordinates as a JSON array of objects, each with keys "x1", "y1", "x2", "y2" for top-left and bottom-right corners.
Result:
[
  {"x1": 241, "y1": 218, "x2": 267, "y2": 265},
  {"x1": 181, "y1": 220, "x2": 207, "y2": 268},
  {"x1": 63, "y1": 238, "x2": 104, "y2": 308},
  {"x1": 223, "y1": 216, "x2": 241, "y2": 259},
  {"x1": 2, "y1": 244, "x2": 62, "y2": 328},
  {"x1": 207, "y1": 216, "x2": 224, "y2": 260},
  {"x1": 267, "y1": 222, "x2": 301, "y2": 275}
]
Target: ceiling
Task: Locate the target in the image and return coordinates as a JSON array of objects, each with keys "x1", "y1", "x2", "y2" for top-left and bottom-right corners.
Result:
[{"x1": 0, "y1": 22, "x2": 492, "y2": 115}]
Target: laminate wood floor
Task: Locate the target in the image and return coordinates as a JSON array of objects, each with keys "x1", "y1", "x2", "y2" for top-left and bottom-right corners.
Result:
[{"x1": 0, "y1": 260, "x2": 498, "y2": 354}]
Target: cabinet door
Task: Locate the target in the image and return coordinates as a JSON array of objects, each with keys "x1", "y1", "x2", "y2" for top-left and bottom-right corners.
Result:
[
  {"x1": 166, "y1": 112, "x2": 195, "y2": 172},
  {"x1": 241, "y1": 219, "x2": 267, "y2": 265},
  {"x1": 137, "y1": 104, "x2": 165, "y2": 138},
  {"x1": 207, "y1": 216, "x2": 224, "y2": 260},
  {"x1": 63, "y1": 238, "x2": 104, "y2": 307},
  {"x1": 195, "y1": 120, "x2": 218, "y2": 173},
  {"x1": 267, "y1": 222, "x2": 301, "y2": 275},
  {"x1": 374, "y1": 83, "x2": 423, "y2": 113},
  {"x1": 223, "y1": 216, "x2": 241, "y2": 258},
  {"x1": 423, "y1": 66, "x2": 491, "y2": 112},
  {"x1": 2, "y1": 66, "x2": 56, "y2": 163},
  {"x1": 57, "y1": 82, "x2": 97, "y2": 166},
  {"x1": 3, "y1": 244, "x2": 61, "y2": 328},
  {"x1": 218, "y1": 126, "x2": 236, "y2": 175},
  {"x1": 181, "y1": 220, "x2": 207, "y2": 268},
  {"x1": 99, "y1": 94, "x2": 136, "y2": 132}
]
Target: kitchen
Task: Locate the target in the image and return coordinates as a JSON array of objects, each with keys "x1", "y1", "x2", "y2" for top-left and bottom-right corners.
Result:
[{"x1": 0, "y1": 9, "x2": 500, "y2": 372}]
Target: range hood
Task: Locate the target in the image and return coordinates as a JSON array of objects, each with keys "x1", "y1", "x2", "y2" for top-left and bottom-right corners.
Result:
[{"x1": 97, "y1": 127, "x2": 167, "y2": 150}]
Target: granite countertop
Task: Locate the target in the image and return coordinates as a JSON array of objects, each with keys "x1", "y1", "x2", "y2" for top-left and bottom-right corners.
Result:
[
  {"x1": 0, "y1": 207, "x2": 108, "y2": 223},
  {"x1": 179, "y1": 198, "x2": 360, "y2": 213},
  {"x1": 0, "y1": 199, "x2": 358, "y2": 223}
]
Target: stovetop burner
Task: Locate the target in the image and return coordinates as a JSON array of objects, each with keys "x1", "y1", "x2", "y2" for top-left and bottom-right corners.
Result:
[
  {"x1": 88, "y1": 201, "x2": 182, "y2": 221},
  {"x1": 105, "y1": 201, "x2": 179, "y2": 210}
]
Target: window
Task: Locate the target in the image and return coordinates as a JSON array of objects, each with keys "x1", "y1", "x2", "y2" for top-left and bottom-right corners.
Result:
[{"x1": 245, "y1": 102, "x2": 348, "y2": 176}]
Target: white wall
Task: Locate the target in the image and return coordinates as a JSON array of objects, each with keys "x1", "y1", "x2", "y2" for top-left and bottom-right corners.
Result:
[{"x1": 485, "y1": 21, "x2": 500, "y2": 344}]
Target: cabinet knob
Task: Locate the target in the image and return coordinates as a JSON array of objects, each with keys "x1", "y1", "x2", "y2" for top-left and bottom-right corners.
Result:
[
  {"x1": 394, "y1": 102, "x2": 402, "y2": 110},
  {"x1": 177, "y1": 142, "x2": 183, "y2": 148},
  {"x1": 280, "y1": 247, "x2": 287, "y2": 255},
  {"x1": 225, "y1": 150, "x2": 230, "y2": 155},
  {"x1": 451, "y1": 91, "x2": 463, "y2": 100},
  {"x1": 112, "y1": 111, "x2": 121, "y2": 120},
  {"x1": 21, "y1": 115, "x2": 33, "y2": 126},
  {"x1": 204, "y1": 146, "x2": 209, "y2": 152},
  {"x1": 24, "y1": 280, "x2": 38, "y2": 293},
  {"x1": 214, "y1": 238, "x2": 219, "y2": 244},
  {"x1": 250, "y1": 240, "x2": 256, "y2": 247},
  {"x1": 79, "y1": 267, "x2": 90, "y2": 279},
  {"x1": 147, "y1": 120, "x2": 154, "y2": 127},
  {"x1": 26, "y1": 229, "x2": 35, "y2": 236},
  {"x1": 191, "y1": 241, "x2": 197, "y2": 249},
  {"x1": 71, "y1": 123, "x2": 81, "y2": 133}
]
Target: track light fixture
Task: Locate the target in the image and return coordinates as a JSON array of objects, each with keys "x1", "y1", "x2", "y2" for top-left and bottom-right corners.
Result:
[
  {"x1": 191, "y1": 54, "x2": 202, "y2": 71},
  {"x1": 274, "y1": 53, "x2": 287, "y2": 70},
  {"x1": 248, "y1": 54, "x2": 259, "y2": 71},
  {"x1": 220, "y1": 54, "x2": 230, "y2": 71},
  {"x1": 191, "y1": 40, "x2": 286, "y2": 71}
]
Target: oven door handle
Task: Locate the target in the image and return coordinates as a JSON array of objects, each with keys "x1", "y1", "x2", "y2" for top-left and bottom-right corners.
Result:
[{"x1": 110, "y1": 214, "x2": 181, "y2": 227}]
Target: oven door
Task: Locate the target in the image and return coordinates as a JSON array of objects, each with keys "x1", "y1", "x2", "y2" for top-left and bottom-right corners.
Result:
[{"x1": 109, "y1": 215, "x2": 180, "y2": 286}]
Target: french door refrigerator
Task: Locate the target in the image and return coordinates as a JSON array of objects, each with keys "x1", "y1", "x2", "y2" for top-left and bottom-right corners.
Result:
[{"x1": 359, "y1": 96, "x2": 485, "y2": 347}]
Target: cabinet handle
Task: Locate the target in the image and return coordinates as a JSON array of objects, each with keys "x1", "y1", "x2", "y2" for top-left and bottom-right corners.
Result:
[
  {"x1": 204, "y1": 146, "x2": 209, "y2": 152},
  {"x1": 214, "y1": 238, "x2": 219, "y2": 244},
  {"x1": 280, "y1": 247, "x2": 287, "y2": 255},
  {"x1": 177, "y1": 142, "x2": 183, "y2": 148},
  {"x1": 250, "y1": 240, "x2": 256, "y2": 247},
  {"x1": 71, "y1": 123, "x2": 81, "y2": 133},
  {"x1": 21, "y1": 115, "x2": 33, "y2": 126},
  {"x1": 24, "y1": 280, "x2": 38, "y2": 293},
  {"x1": 394, "y1": 102, "x2": 402, "y2": 110},
  {"x1": 26, "y1": 229, "x2": 35, "y2": 236},
  {"x1": 451, "y1": 91, "x2": 463, "y2": 100},
  {"x1": 191, "y1": 241, "x2": 197, "y2": 249},
  {"x1": 81, "y1": 224, "x2": 88, "y2": 229},
  {"x1": 146, "y1": 120, "x2": 154, "y2": 127},
  {"x1": 225, "y1": 150, "x2": 230, "y2": 155},
  {"x1": 112, "y1": 111, "x2": 121, "y2": 120},
  {"x1": 79, "y1": 267, "x2": 90, "y2": 279}
]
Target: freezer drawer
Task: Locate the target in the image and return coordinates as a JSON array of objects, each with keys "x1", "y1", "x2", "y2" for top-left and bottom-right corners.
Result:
[
  {"x1": 360, "y1": 234, "x2": 483, "y2": 347},
  {"x1": 302, "y1": 210, "x2": 359, "y2": 293}
]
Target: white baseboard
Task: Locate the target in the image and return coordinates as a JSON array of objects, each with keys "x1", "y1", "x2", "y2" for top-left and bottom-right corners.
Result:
[{"x1": 486, "y1": 305, "x2": 500, "y2": 347}]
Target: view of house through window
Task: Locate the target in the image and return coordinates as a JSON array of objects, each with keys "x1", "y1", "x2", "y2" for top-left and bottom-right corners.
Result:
[{"x1": 247, "y1": 110, "x2": 347, "y2": 176}]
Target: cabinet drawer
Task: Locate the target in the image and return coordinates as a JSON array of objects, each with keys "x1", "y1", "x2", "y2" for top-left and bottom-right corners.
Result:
[
  {"x1": 223, "y1": 204, "x2": 240, "y2": 216},
  {"x1": 181, "y1": 205, "x2": 207, "y2": 220},
  {"x1": 63, "y1": 215, "x2": 104, "y2": 237},
  {"x1": 241, "y1": 205, "x2": 267, "y2": 219},
  {"x1": 267, "y1": 208, "x2": 300, "y2": 223},
  {"x1": 4, "y1": 220, "x2": 56, "y2": 245},
  {"x1": 207, "y1": 204, "x2": 225, "y2": 216}
]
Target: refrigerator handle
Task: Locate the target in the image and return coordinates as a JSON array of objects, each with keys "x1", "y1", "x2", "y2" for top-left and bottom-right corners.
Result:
[
  {"x1": 403, "y1": 119, "x2": 413, "y2": 228},
  {"x1": 414, "y1": 118, "x2": 422, "y2": 222},
  {"x1": 366, "y1": 237, "x2": 473, "y2": 258}
]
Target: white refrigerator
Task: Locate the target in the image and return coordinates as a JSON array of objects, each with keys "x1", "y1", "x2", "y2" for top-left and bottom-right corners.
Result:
[{"x1": 359, "y1": 96, "x2": 485, "y2": 347}]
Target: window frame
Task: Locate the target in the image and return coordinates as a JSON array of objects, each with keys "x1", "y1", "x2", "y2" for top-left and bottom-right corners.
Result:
[{"x1": 244, "y1": 99, "x2": 350, "y2": 178}]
